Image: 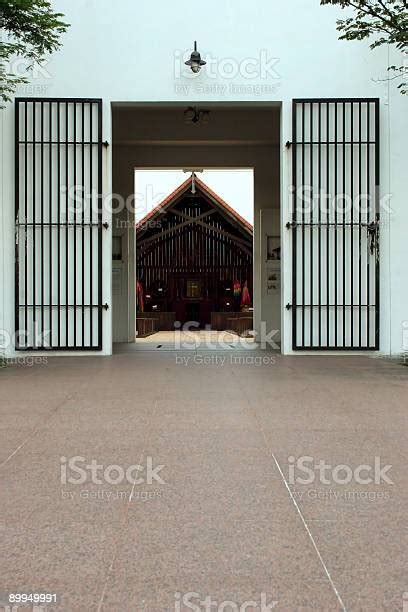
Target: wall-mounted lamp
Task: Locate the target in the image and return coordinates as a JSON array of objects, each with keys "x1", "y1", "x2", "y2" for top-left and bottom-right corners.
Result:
[{"x1": 185, "y1": 41, "x2": 206, "y2": 73}]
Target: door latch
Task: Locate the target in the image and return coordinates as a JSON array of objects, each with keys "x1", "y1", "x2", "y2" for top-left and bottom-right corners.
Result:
[{"x1": 364, "y1": 221, "x2": 379, "y2": 257}]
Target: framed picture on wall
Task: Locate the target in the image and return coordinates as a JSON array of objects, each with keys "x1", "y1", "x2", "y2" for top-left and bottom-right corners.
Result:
[
  {"x1": 266, "y1": 235, "x2": 280, "y2": 261},
  {"x1": 112, "y1": 235, "x2": 123, "y2": 261},
  {"x1": 186, "y1": 279, "x2": 201, "y2": 298}
]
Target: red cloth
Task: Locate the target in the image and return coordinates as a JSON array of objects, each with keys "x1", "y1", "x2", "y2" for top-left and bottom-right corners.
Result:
[
  {"x1": 136, "y1": 280, "x2": 144, "y2": 313},
  {"x1": 241, "y1": 281, "x2": 251, "y2": 306},
  {"x1": 233, "y1": 279, "x2": 241, "y2": 297}
]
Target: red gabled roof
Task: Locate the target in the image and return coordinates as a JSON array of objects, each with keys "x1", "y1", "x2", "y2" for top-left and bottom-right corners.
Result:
[{"x1": 136, "y1": 175, "x2": 253, "y2": 234}]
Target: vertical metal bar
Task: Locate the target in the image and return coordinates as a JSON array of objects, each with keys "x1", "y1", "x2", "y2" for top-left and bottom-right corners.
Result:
[
  {"x1": 73, "y1": 102, "x2": 77, "y2": 348},
  {"x1": 334, "y1": 102, "x2": 338, "y2": 347},
  {"x1": 374, "y1": 99, "x2": 380, "y2": 350},
  {"x1": 89, "y1": 103, "x2": 93, "y2": 347},
  {"x1": 350, "y1": 103, "x2": 354, "y2": 348},
  {"x1": 342, "y1": 102, "x2": 346, "y2": 345},
  {"x1": 310, "y1": 103, "x2": 314, "y2": 347},
  {"x1": 81, "y1": 103, "x2": 85, "y2": 347},
  {"x1": 97, "y1": 100, "x2": 103, "y2": 349},
  {"x1": 318, "y1": 102, "x2": 322, "y2": 347},
  {"x1": 301, "y1": 102, "x2": 305, "y2": 347},
  {"x1": 24, "y1": 102, "x2": 28, "y2": 347},
  {"x1": 366, "y1": 101, "x2": 371, "y2": 347},
  {"x1": 359, "y1": 102, "x2": 363, "y2": 347},
  {"x1": 41, "y1": 101, "x2": 44, "y2": 345},
  {"x1": 326, "y1": 102, "x2": 330, "y2": 346},
  {"x1": 291, "y1": 104, "x2": 297, "y2": 348},
  {"x1": 33, "y1": 102, "x2": 36, "y2": 347},
  {"x1": 57, "y1": 102, "x2": 61, "y2": 347},
  {"x1": 15, "y1": 101, "x2": 20, "y2": 349},
  {"x1": 65, "y1": 102, "x2": 69, "y2": 347},
  {"x1": 49, "y1": 102, "x2": 53, "y2": 348}
]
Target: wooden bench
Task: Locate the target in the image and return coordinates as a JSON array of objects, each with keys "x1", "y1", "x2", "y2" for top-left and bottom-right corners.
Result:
[
  {"x1": 136, "y1": 317, "x2": 156, "y2": 338},
  {"x1": 226, "y1": 316, "x2": 253, "y2": 336},
  {"x1": 211, "y1": 312, "x2": 247, "y2": 330},
  {"x1": 138, "y1": 312, "x2": 176, "y2": 331}
]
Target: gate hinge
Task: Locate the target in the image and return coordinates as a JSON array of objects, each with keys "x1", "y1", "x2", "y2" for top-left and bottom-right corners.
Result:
[
  {"x1": 102, "y1": 303, "x2": 109, "y2": 310},
  {"x1": 286, "y1": 303, "x2": 292, "y2": 310},
  {"x1": 285, "y1": 141, "x2": 292, "y2": 149},
  {"x1": 102, "y1": 222, "x2": 109, "y2": 229},
  {"x1": 103, "y1": 141, "x2": 109, "y2": 147},
  {"x1": 286, "y1": 221, "x2": 296, "y2": 229}
]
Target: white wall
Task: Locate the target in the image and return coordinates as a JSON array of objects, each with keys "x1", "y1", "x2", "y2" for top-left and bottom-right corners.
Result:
[{"x1": 1, "y1": 0, "x2": 407, "y2": 356}]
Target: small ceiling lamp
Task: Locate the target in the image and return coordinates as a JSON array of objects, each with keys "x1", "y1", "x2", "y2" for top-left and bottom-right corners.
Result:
[
  {"x1": 191, "y1": 171, "x2": 197, "y2": 194},
  {"x1": 185, "y1": 41, "x2": 206, "y2": 73},
  {"x1": 183, "y1": 106, "x2": 210, "y2": 124}
]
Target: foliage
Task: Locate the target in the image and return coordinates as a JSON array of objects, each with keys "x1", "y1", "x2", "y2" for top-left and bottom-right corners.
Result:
[
  {"x1": 0, "y1": 0, "x2": 69, "y2": 105},
  {"x1": 321, "y1": 0, "x2": 408, "y2": 93}
]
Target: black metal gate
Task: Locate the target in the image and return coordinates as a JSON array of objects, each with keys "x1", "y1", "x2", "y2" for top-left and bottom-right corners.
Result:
[
  {"x1": 289, "y1": 98, "x2": 380, "y2": 350},
  {"x1": 15, "y1": 98, "x2": 104, "y2": 350}
]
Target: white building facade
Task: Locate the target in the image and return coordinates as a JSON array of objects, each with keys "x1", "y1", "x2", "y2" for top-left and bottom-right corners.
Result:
[{"x1": 1, "y1": 0, "x2": 407, "y2": 357}]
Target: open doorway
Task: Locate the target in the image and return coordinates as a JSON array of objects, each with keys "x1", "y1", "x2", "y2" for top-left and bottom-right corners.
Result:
[
  {"x1": 111, "y1": 103, "x2": 281, "y2": 352},
  {"x1": 133, "y1": 169, "x2": 254, "y2": 349}
]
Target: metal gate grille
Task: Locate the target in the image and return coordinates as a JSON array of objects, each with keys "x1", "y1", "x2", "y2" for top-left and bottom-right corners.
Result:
[
  {"x1": 15, "y1": 98, "x2": 104, "y2": 350},
  {"x1": 289, "y1": 98, "x2": 380, "y2": 350}
]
